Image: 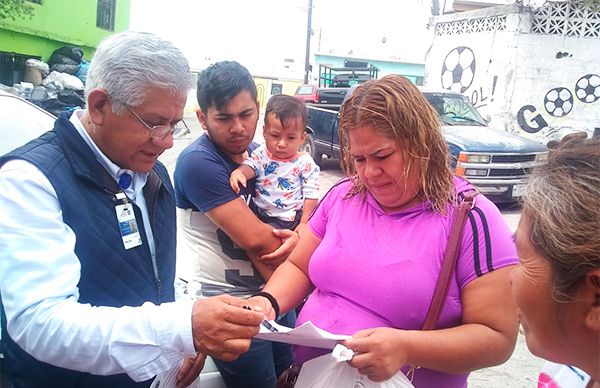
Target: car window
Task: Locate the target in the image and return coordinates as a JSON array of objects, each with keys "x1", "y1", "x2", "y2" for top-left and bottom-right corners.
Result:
[
  {"x1": 425, "y1": 93, "x2": 486, "y2": 126},
  {"x1": 0, "y1": 94, "x2": 55, "y2": 155},
  {"x1": 296, "y1": 86, "x2": 314, "y2": 95}
]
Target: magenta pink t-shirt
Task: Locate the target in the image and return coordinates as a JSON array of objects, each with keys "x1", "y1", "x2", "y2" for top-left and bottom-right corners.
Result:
[{"x1": 295, "y1": 178, "x2": 518, "y2": 387}]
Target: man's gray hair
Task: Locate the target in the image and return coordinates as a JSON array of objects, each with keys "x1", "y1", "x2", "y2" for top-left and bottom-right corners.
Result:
[{"x1": 85, "y1": 31, "x2": 191, "y2": 114}]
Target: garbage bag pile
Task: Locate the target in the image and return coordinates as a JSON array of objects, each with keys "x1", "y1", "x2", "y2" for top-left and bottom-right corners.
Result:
[{"x1": 11, "y1": 45, "x2": 89, "y2": 116}]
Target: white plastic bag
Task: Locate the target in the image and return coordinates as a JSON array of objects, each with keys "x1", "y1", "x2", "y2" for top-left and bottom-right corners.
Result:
[
  {"x1": 149, "y1": 361, "x2": 202, "y2": 388},
  {"x1": 295, "y1": 345, "x2": 414, "y2": 388},
  {"x1": 25, "y1": 58, "x2": 50, "y2": 74},
  {"x1": 42, "y1": 70, "x2": 84, "y2": 91},
  {"x1": 538, "y1": 361, "x2": 590, "y2": 387}
]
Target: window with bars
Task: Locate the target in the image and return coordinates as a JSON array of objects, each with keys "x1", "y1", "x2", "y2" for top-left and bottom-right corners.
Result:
[
  {"x1": 97, "y1": 0, "x2": 116, "y2": 31},
  {"x1": 0, "y1": 52, "x2": 41, "y2": 86}
]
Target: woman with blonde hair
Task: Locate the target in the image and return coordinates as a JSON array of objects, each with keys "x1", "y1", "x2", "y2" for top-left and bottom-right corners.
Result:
[
  {"x1": 511, "y1": 135, "x2": 600, "y2": 387},
  {"x1": 250, "y1": 75, "x2": 519, "y2": 387}
]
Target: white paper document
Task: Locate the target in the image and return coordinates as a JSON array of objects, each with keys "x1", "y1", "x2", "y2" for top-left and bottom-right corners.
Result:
[{"x1": 255, "y1": 320, "x2": 350, "y2": 349}]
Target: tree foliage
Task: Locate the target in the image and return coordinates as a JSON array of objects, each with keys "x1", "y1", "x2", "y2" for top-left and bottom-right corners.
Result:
[
  {"x1": 582, "y1": 0, "x2": 600, "y2": 9},
  {"x1": 0, "y1": 0, "x2": 34, "y2": 21}
]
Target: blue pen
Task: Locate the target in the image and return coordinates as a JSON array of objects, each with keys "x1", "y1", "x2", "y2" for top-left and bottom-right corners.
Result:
[
  {"x1": 261, "y1": 320, "x2": 279, "y2": 333},
  {"x1": 242, "y1": 305, "x2": 278, "y2": 332}
]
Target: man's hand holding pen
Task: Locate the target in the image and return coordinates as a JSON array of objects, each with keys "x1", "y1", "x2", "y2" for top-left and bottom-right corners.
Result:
[
  {"x1": 242, "y1": 304, "x2": 279, "y2": 332},
  {"x1": 191, "y1": 295, "x2": 264, "y2": 362}
]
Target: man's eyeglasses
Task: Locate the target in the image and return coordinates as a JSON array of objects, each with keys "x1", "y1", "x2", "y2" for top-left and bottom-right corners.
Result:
[{"x1": 124, "y1": 103, "x2": 189, "y2": 140}]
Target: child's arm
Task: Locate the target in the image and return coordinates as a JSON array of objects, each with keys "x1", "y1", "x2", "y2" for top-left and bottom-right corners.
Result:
[
  {"x1": 295, "y1": 154, "x2": 321, "y2": 236},
  {"x1": 229, "y1": 165, "x2": 256, "y2": 193},
  {"x1": 299, "y1": 198, "x2": 318, "y2": 224},
  {"x1": 295, "y1": 198, "x2": 318, "y2": 237}
]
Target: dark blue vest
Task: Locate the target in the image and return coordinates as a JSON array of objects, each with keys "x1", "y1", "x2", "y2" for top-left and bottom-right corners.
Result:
[{"x1": 0, "y1": 114, "x2": 177, "y2": 388}]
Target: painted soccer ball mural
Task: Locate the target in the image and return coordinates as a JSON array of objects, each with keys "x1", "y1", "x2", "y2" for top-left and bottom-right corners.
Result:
[
  {"x1": 441, "y1": 47, "x2": 476, "y2": 93},
  {"x1": 544, "y1": 87, "x2": 574, "y2": 117},
  {"x1": 575, "y1": 74, "x2": 600, "y2": 103}
]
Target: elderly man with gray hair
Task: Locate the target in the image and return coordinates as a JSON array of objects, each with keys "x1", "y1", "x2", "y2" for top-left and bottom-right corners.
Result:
[{"x1": 0, "y1": 31, "x2": 263, "y2": 388}]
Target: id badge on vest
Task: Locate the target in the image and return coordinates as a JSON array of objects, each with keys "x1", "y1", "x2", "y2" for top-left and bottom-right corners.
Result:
[{"x1": 114, "y1": 193, "x2": 142, "y2": 250}]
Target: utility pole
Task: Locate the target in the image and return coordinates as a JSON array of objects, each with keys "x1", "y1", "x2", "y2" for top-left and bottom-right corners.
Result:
[{"x1": 304, "y1": 0, "x2": 313, "y2": 84}]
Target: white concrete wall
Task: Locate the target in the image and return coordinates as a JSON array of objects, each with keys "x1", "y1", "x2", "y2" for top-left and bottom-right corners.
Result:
[
  {"x1": 508, "y1": 33, "x2": 600, "y2": 142},
  {"x1": 425, "y1": 3, "x2": 600, "y2": 143},
  {"x1": 424, "y1": 14, "x2": 520, "y2": 131}
]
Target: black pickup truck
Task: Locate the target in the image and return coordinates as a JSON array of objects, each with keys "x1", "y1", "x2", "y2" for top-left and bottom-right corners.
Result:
[
  {"x1": 294, "y1": 84, "x2": 350, "y2": 106},
  {"x1": 295, "y1": 64, "x2": 379, "y2": 107},
  {"x1": 302, "y1": 87, "x2": 549, "y2": 203}
]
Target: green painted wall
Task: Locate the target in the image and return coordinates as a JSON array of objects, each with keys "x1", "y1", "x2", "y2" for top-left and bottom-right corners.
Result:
[{"x1": 0, "y1": 0, "x2": 130, "y2": 61}]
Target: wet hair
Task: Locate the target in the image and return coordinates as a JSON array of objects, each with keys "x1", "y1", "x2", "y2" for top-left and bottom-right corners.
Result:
[
  {"x1": 85, "y1": 31, "x2": 191, "y2": 114},
  {"x1": 264, "y1": 94, "x2": 307, "y2": 134},
  {"x1": 339, "y1": 74, "x2": 454, "y2": 214},
  {"x1": 521, "y1": 135, "x2": 600, "y2": 300},
  {"x1": 196, "y1": 61, "x2": 257, "y2": 113}
]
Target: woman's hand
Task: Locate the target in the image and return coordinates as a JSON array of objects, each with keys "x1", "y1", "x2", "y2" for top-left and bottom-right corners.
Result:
[
  {"x1": 344, "y1": 328, "x2": 409, "y2": 382},
  {"x1": 246, "y1": 295, "x2": 276, "y2": 320}
]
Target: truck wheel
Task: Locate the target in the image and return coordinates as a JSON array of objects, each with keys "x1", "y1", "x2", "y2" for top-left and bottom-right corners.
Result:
[{"x1": 302, "y1": 133, "x2": 322, "y2": 165}]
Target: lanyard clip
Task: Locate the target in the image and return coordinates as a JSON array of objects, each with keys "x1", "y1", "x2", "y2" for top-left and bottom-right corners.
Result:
[{"x1": 112, "y1": 191, "x2": 130, "y2": 204}]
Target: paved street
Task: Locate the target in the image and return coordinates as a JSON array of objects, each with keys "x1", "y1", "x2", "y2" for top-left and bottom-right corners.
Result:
[{"x1": 161, "y1": 111, "x2": 543, "y2": 387}]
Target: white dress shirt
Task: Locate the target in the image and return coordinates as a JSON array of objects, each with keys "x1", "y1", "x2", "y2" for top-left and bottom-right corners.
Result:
[{"x1": 0, "y1": 111, "x2": 196, "y2": 381}]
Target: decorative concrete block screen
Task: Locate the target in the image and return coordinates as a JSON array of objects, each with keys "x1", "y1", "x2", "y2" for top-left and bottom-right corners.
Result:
[
  {"x1": 435, "y1": 15, "x2": 507, "y2": 36},
  {"x1": 532, "y1": 1, "x2": 600, "y2": 38}
]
